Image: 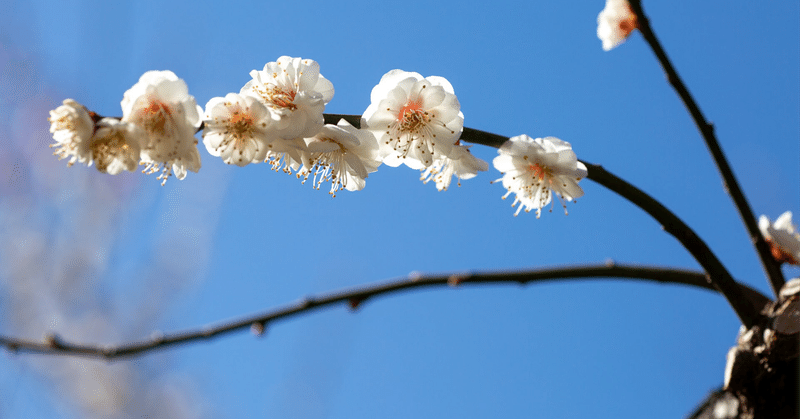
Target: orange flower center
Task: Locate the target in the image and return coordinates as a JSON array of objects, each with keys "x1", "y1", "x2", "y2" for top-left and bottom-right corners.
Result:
[
  {"x1": 619, "y1": 7, "x2": 639, "y2": 36},
  {"x1": 229, "y1": 108, "x2": 255, "y2": 139},
  {"x1": 138, "y1": 100, "x2": 172, "y2": 134},
  {"x1": 397, "y1": 100, "x2": 428, "y2": 133},
  {"x1": 528, "y1": 163, "x2": 552, "y2": 181}
]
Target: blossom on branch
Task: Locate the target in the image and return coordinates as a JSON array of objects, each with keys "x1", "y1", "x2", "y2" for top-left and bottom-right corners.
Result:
[
  {"x1": 362, "y1": 70, "x2": 463, "y2": 169},
  {"x1": 298, "y1": 119, "x2": 382, "y2": 196},
  {"x1": 89, "y1": 118, "x2": 144, "y2": 175},
  {"x1": 420, "y1": 143, "x2": 488, "y2": 191},
  {"x1": 202, "y1": 93, "x2": 276, "y2": 167},
  {"x1": 597, "y1": 0, "x2": 639, "y2": 51},
  {"x1": 121, "y1": 70, "x2": 202, "y2": 185},
  {"x1": 492, "y1": 135, "x2": 587, "y2": 217},
  {"x1": 759, "y1": 211, "x2": 800, "y2": 265},
  {"x1": 49, "y1": 99, "x2": 95, "y2": 167},
  {"x1": 241, "y1": 56, "x2": 334, "y2": 140}
]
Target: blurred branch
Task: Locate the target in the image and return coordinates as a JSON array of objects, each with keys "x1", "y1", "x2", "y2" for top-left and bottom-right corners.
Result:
[
  {"x1": 627, "y1": 0, "x2": 786, "y2": 297},
  {"x1": 0, "y1": 263, "x2": 769, "y2": 360}
]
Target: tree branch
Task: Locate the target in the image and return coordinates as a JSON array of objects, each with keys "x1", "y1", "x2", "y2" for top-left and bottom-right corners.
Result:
[
  {"x1": 0, "y1": 263, "x2": 769, "y2": 360},
  {"x1": 627, "y1": 0, "x2": 785, "y2": 297},
  {"x1": 582, "y1": 162, "x2": 760, "y2": 327},
  {"x1": 325, "y1": 114, "x2": 761, "y2": 327}
]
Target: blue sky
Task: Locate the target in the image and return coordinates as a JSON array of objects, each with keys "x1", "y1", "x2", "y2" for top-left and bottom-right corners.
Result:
[{"x1": 0, "y1": 1, "x2": 798, "y2": 418}]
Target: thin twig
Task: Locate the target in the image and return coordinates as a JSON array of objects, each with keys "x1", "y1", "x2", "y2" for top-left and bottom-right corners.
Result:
[
  {"x1": 627, "y1": 0, "x2": 785, "y2": 296},
  {"x1": 0, "y1": 264, "x2": 769, "y2": 360}
]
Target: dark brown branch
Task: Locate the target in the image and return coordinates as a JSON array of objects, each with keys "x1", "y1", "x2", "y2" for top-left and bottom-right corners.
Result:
[
  {"x1": 325, "y1": 114, "x2": 761, "y2": 327},
  {"x1": 0, "y1": 263, "x2": 769, "y2": 360},
  {"x1": 627, "y1": 0, "x2": 785, "y2": 297},
  {"x1": 583, "y1": 162, "x2": 760, "y2": 327}
]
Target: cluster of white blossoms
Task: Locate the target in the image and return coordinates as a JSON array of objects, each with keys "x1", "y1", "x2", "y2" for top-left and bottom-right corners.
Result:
[
  {"x1": 597, "y1": 0, "x2": 639, "y2": 51},
  {"x1": 48, "y1": 57, "x2": 587, "y2": 214},
  {"x1": 492, "y1": 135, "x2": 587, "y2": 217},
  {"x1": 48, "y1": 57, "x2": 592, "y2": 216},
  {"x1": 49, "y1": 58, "x2": 488, "y2": 195},
  {"x1": 759, "y1": 211, "x2": 800, "y2": 265},
  {"x1": 49, "y1": 70, "x2": 202, "y2": 185}
]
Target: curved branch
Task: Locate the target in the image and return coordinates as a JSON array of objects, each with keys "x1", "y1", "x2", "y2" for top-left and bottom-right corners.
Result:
[
  {"x1": 582, "y1": 162, "x2": 760, "y2": 327},
  {"x1": 324, "y1": 114, "x2": 761, "y2": 327},
  {"x1": 627, "y1": 0, "x2": 785, "y2": 296},
  {"x1": 0, "y1": 263, "x2": 768, "y2": 360}
]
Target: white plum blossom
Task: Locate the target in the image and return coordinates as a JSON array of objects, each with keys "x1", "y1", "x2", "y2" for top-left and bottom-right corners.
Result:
[
  {"x1": 241, "y1": 56, "x2": 334, "y2": 140},
  {"x1": 202, "y1": 93, "x2": 277, "y2": 167},
  {"x1": 121, "y1": 70, "x2": 202, "y2": 185},
  {"x1": 362, "y1": 70, "x2": 463, "y2": 169},
  {"x1": 49, "y1": 99, "x2": 95, "y2": 167},
  {"x1": 759, "y1": 211, "x2": 800, "y2": 265},
  {"x1": 298, "y1": 119, "x2": 382, "y2": 196},
  {"x1": 597, "y1": 0, "x2": 639, "y2": 51},
  {"x1": 492, "y1": 135, "x2": 587, "y2": 217},
  {"x1": 420, "y1": 143, "x2": 488, "y2": 191},
  {"x1": 89, "y1": 118, "x2": 144, "y2": 175}
]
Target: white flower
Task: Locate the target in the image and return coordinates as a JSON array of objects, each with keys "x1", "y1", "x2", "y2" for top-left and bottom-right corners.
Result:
[
  {"x1": 597, "y1": 0, "x2": 639, "y2": 51},
  {"x1": 420, "y1": 143, "x2": 488, "y2": 191},
  {"x1": 298, "y1": 119, "x2": 382, "y2": 196},
  {"x1": 202, "y1": 93, "x2": 279, "y2": 167},
  {"x1": 241, "y1": 56, "x2": 334, "y2": 140},
  {"x1": 89, "y1": 118, "x2": 144, "y2": 175},
  {"x1": 49, "y1": 99, "x2": 95, "y2": 167},
  {"x1": 759, "y1": 211, "x2": 800, "y2": 265},
  {"x1": 121, "y1": 70, "x2": 202, "y2": 185},
  {"x1": 492, "y1": 135, "x2": 587, "y2": 217},
  {"x1": 361, "y1": 70, "x2": 463, "y2": 169}
]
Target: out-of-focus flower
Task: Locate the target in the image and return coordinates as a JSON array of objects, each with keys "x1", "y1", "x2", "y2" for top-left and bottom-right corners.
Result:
[
  {"x1": 202, "y1": 93, "x2": 278, "y2": 167},
  {"x1": 597, "y1": 0, "x2": 639, "y2": 51},
  {"x1": 299, "y1": 119, "x2": 382, "y2": 196},
  {"x1": 89, "y1": 118, "x2": 144, "y2": 175},
  {"x1": 759, "y1": 211, "x2": 800, "y2": 265},
  {"x1": 420, "y1": 143, "x2": 488, "y2": 191},
  {"x1": 49, "y1": 99, "x2": 95, "y2": 167},
  {"x1": 492, "y1": 135, "x2": 587, "y2": 217},
  {"x1": 362, "y1": 70, "x2": 463, "y2": 169},
  {"x1": 241, "y1": 56, "x2": 334, "y2": 140},
  {"x1": 121, "y1": 70, "x2": 202, "y2": 185}
]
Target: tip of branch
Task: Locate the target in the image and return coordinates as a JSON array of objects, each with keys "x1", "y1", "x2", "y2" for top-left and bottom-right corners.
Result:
[
  {"x1": 348, "y1": 297, "x2": 366, "y2": 311},
  {"x1": 43, "y1": 332, "x2": 64, "y2": 349},
  {"x1": 149, "y1": 331, "x2": 165, "y2": 344},
  {"x1": 201, "y1": 326, "x2": 214, "y2": 339},
  {"x1": 250, "y1": 322, "x2": 267, "y2": 337},
  {"x1": 300, "y1": 296, "x2": 316, "y2": 309},
  {"x1": 102, "y1": 346, "x2": 117, "y2": 360},
  {"x1": 447, "y1": 274, "x2": 466, "y2": 287}
]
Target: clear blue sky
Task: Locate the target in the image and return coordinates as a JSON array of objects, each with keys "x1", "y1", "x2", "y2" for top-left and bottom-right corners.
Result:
[{"x1": 0, "y1": 1, "x2": 798, "y2": 418}]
